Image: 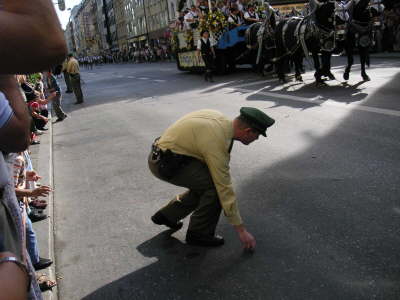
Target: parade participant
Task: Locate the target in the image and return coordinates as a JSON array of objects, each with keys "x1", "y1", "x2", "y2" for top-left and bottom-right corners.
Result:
[
  {"x1": 184, "y1": 5, "x2": 201, "y2": 29},
  {"x1": 149, "y1": 107, "x2": 275, "y2": 249},
  {"x1": 198, "y1": 0, "x2": 210, "y2": 14},
  {"x1": 228, "y1": 7, "x2": 243, "y2": 29},
  {"x1": 66, "y1": 53, "x2": 84, "y2": 105},
  {"x1": 244, "y1": 4, "x2": 260, "y2": 25},
  {"x1": 196, "y1": 30, "x2": 217, "y2": 82},
  {"x1": 216, "y1": 1, "x2": 229, "y2": 16}
]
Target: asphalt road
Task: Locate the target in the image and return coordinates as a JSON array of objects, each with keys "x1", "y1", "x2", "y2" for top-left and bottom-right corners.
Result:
[{"x1": 53, "y1": 57, "x2": 400, "y2": 300}]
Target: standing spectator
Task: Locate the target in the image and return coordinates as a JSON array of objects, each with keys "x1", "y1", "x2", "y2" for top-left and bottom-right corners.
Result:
[
  {"x1": 62, "y1": 58, "x2": 73, "y2": 93},
  {"x1": 66, "y1": 54, "x2": 84, "y2": 105},
  {"x1": 44, "y1": 70, "x2": 67, "y2": 122}
]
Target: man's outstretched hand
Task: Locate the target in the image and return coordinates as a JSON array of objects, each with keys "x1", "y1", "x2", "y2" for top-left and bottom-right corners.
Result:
[{"x1": 235, "y1": 224, "x2": 256, "y2": 251}]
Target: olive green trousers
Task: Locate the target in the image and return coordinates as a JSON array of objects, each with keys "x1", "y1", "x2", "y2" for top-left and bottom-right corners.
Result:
[{"x1": 148, "y1": 151, "x2": 221, "y2": 236}]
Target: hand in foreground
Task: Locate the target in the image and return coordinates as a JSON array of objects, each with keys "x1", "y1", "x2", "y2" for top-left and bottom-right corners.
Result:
[
  {"x1": 31, "y1": 186, "x2": 51, "y2": 197},
  {"x1": 26, "y1": 171, "x2": 41, "y2": 182},
  {"x1": 235, "y1": 225, "x2": 256, "y2": 251}
]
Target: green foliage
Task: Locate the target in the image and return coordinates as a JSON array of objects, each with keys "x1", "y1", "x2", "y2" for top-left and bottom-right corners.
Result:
[{"x1": 27, "y1": 73, "x2": 41, "y2": 85}]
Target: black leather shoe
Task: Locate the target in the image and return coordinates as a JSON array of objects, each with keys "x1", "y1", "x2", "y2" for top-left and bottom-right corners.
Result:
[
  {"x1": 34, "y1": 257, "x2": 53, "y2": 270},
  {"x1": 55, "y1": 115, "x2": 67, "y2": 122},
  {"x1": 186, "y1": 231, "x2": 224, "y2": 247},
  {"x1": 29, "y1": 211, "x2": 48, "y2": 223},
  {"x1": 151, "y1": 211, "x2": 183, "y2": 230}
]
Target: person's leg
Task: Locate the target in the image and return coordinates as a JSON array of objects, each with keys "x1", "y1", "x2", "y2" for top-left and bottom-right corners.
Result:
[
  {"x1": 149, "y1": 152, "x2": 218, "y2": 233},
  {"x1": 63, "y1": 71, "x2": 72, "y2": 92},
  {"x1": 33, "y1": 117, "x2": 46, "y2": 130},
  {"x1": 71, "y1": 75, "x2": 84, "y2": 103},
  {"x1": 25, "y1": 214, "x2": 40, "y2": 265},
  {"x1": 158, "y1": 190, "x2": 201, "y2": 223},
  {"x1": 52, "y1": 93, "x2": 67, "y2": 119},
  {"x1": 187, "y1": 188, "x2": 221, "y2": 236},
  {"x1": 74, "y1": 75, "x2": 84, "y2": 103},
  {"x1": 40, "y1": 109, "x2": 48, "y2": 118}
]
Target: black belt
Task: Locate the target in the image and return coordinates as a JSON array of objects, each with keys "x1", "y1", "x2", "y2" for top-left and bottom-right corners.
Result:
[{"x1": 151, "y1": 138, "x2": 194, "y2": 179}]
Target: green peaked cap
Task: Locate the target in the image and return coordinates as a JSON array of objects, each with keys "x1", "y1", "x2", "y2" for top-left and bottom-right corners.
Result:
[{"x1": 240, "y1": 107, "x2": 275, "y2": 137}]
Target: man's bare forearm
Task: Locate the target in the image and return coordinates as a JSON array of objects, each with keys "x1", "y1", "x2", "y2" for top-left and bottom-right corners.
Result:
[{"x1": 0, "y1": 0, "x2": 67, "y2": 74}]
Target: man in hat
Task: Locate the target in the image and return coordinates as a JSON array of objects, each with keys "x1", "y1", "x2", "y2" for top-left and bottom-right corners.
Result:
[
  {"x1": 66, "y1": 53, "x2": 84, "y2": 104},
  {"x1": 148, "y1": 108, "x2": 275, "y2": 250}
]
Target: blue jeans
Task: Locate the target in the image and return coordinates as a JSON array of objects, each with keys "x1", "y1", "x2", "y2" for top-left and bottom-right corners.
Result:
[{"x1": 25, "y1": 210, "x2": 40, "y2": 265}]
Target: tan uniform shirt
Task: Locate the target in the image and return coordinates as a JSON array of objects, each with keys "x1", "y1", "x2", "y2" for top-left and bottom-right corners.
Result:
[
  {"x1": 61, "y1": 60, "x2": 68, "y2": 72},
  {"x1": 66, "y1": 58, "x2": 80, "y2": 74},
  {"x1": 157, "y1": 109, "x2": 242, "y2": 225}
]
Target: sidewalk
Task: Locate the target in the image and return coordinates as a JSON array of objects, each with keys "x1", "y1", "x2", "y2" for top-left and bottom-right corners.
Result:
[
  {"x1": 30, "y1": 114, "x2": 57, "y2": 300},
  {"x1": 370, "y1": 51, "x2": 400, "y2": 59}
]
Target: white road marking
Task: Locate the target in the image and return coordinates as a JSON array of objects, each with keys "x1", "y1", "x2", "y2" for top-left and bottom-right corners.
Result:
[
  {"x1": 127, "y1": 76, "x2": 135, "y2": 79},
  {"x1": 227, "y1": 87, "x2": 400, "y2": 117},
  {"x1": 153, "y1": 79, "x2": 166, "y2": 82},
  {"x1": 138, "y1": 77, "x2": 149, "y2": 80}
]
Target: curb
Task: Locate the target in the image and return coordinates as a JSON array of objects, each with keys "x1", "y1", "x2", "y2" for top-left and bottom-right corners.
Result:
[
  {"x1": 47, "y1": 109, "x2": 58, "y2": 300},
  {"x1": 32, "y1": 109, "x2": 58, "y2": 300}
]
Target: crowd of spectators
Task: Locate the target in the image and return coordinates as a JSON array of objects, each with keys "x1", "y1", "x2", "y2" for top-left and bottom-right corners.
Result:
[
  {"x1": 74, "y1": 45, "x2": 173, "y2": 68},
  {"x1": 0, "y1": 0, "x2": 67, "y2": 299}
]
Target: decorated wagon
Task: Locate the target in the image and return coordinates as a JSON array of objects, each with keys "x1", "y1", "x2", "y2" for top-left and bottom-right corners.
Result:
[{"x1": 171, "y1": 10, "x2": 252, "y2": 74}]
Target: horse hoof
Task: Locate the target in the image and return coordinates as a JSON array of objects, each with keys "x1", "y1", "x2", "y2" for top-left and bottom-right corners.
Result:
[
  {"x1": 279, "y1": 78, "x2": 287, "y2": 84},
  {"x1": 316, "y1": 81, "x2": 327, "y2": 87},
  {"x1": 343, "y1": 72, "x2": 349, "y2": 81},
  {"x1": 295, "y1": 75, "x2": 303, "y2": 82},
  {"x1": 362, "y1": 74, "x2": 370, "y2": 81},
  {"x1": 327, "y1": 73, "x2": 336, "y2": 81}
]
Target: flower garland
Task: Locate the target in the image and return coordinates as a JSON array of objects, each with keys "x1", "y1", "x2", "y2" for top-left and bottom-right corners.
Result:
[{"x1": 199, "y1": 10, "x2": 228, "y2": 34}]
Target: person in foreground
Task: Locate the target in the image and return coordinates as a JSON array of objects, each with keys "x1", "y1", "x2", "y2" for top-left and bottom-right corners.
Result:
[{"x1": 149, "y1": 107, "x2": 275, "y2": 250}]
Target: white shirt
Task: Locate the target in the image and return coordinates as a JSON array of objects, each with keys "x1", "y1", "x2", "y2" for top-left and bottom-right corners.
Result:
[
  {"x1": 244, "y1": 11, "x2": 259, "y2": 21},
  {"x1": 184, "y1": 11, "x2": 198, "y2": 25},
  {"x1": 197, "y1": 37, "x2": 217, "y2": 50},
  {"x1": 228, "y1": 14, "x2": 242, "y2": 25}
]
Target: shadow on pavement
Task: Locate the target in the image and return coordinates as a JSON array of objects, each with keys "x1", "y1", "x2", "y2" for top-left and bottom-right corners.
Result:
[
  {"x1": 82, "y1": 229, "x2": 255, "y2": 300},
  {"x1": 80, "y1": 70, "x2": 400, "y2": 299}
]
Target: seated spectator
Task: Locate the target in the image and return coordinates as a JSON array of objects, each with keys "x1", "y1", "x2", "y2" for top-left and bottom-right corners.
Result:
[
  {"x1": 6, "y1": 151, "x2": 56, "y2": 292},
  {"x1": 28, "y1": 99, "x2": 48, "y2": 131}
]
